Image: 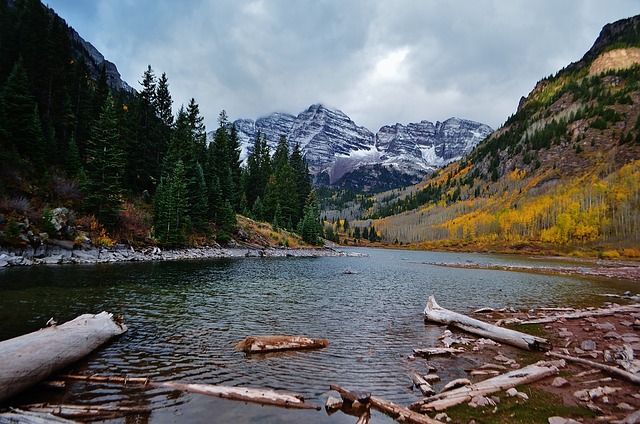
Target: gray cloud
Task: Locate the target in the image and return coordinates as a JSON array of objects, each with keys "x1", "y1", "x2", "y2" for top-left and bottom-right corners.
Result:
[{"x1": 48, "y1": 0, "x2": 640, "y2": 132}]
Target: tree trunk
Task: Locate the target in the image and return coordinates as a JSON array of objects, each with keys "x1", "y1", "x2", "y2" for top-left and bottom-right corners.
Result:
[
  {"x1": 410, "y1": 371, "x2": 436, "y2": 396},
  {"x1": 330, "y1": 385, "x2": 441, "y2": 424},
  {"x1": 409, "y1": 362, "x2": 559, "y2": 412},
  {"x1": 546, "y1": 352, "x2": 640, "y2": 385},
  {"x1": 234, "y1": 335, "x2": 329, "y2": 353},
  {"x1": 516, "y1": 303, "x2": 640, "y2": 325},
  {"x1": 61, "y1": 374, "x2": 320, "y2": 410},
  {"x1": 0, "y1": 312, "x2": 127, "y2": 402},
  {"x1": 423, "y1": 296, "x2": 550, "y2": 351},
  {"x1": 159, "y1": 382, "x2": 320, "y2": 410}
]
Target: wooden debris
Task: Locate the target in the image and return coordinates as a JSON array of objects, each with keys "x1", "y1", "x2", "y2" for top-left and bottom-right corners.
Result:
[
  {"x1": 21, "y1": 403, "x2": 149, "y2": 420},
  {"x1": 413, "y1": 347, "x2": 465, "y2": 357},
  {"x1": 61, "y1": 374, "x2": 320, "y2": 410},
  {"x1": 0, "y1": 312, "x2": 127, "y2": 402},
  {"x1": 517, "y1": 304, "x2": 640, "y2": 325},
  {"x1": 547, "y1": 351, "x2": 640, "y2": 385},
  {"x1": 0, "y1": 408, "x2": 77, "y2": 424},
  {"x1": 330, "y1": 385, "x2": 441, "y2": 424},
  {"x1": 410, "y1": 371, "x2": 436, "y2": 396},
  {"x1": 409, "y1": 362, "x2": 559, "y2": 412},
  {"x1": 161, "y1": 382, "x2": 320, "y2": 410},
  {"x1": 423, "y1": 296, "x2": 551, "y2": 351},
  {"x1": 441, "y1": 378, "x2": 472, "y2": 393},
  {"x1": 234, "y1": 335, "x2": 329, "y2": 353}
]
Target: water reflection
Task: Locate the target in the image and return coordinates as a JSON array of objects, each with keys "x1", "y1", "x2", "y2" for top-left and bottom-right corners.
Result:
[{"x1": 0, "y1": 248, "x2": 635, "y2": 423}]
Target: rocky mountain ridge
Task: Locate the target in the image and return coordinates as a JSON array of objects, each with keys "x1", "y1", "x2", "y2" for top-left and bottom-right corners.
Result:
[{"x1": 219, "y1": 104, "x2": 493, "y2": 190}]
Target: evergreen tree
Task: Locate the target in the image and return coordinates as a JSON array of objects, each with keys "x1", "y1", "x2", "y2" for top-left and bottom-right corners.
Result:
[
  {"x1": 263, "y1": 136, "x2": 298, "y2": 228},
  {"x1": 154, "y1": 159, "x2": 189, "y2": 245},
  {"x1": 299, "y1": 190, "x2": 323, "y2": 245},
  {"x1": 186, "y1": 97, "x2": 207, "y2": 163},
  {"x1": 0, "y1": 58, "x2": 45, "y2": 168},
  {"x1": 155, "y1": 72, "x2": 173, "y2": 127},
  {"x1": 289, "y1": 142, "x2": 311, "y2": 227},
  {"x1": 83, "y1": 94, "x2": 125, "y2": 229},
  {"x1": 245, "y1": 130, "x2": 270, "y2": 209}
]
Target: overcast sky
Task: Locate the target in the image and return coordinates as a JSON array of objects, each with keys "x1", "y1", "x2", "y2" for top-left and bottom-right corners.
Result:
[{"x1": 46, "y1": 0, "x2": 639, "y2": 132}]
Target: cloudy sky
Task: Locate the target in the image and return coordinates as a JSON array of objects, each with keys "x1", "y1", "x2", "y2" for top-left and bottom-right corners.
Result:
[{"x1": 46, "y1": 0, "x2": 639, "y2": 132}]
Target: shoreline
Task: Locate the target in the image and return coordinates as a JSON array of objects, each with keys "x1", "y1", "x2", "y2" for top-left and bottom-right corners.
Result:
[
  {"x1": 0, "y1": 241, "x2": 358, "y2": 267},
  {"x1": 418, "y1": 258, "x2": 640, "y2": 283}
]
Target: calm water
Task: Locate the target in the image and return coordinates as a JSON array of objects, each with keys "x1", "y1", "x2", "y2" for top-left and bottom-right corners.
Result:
[{"x1": 0, "y1": 248, "x2": 635, "y2": 423}]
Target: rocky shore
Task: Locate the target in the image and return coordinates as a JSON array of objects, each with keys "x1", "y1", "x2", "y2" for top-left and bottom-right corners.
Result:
[{"x1": 0, "y1": 240, "x2": 354, "y2": 267}]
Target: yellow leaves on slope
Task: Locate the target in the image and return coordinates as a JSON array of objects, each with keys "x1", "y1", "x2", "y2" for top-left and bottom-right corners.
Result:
[{"x1": 434, "y1": 160, "x2": 640, "y2": 246}]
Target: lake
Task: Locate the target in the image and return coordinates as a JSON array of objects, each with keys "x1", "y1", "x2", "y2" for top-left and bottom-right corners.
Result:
[{"x1": 0, "y1": 247, "x2": 635, "y2": 423}]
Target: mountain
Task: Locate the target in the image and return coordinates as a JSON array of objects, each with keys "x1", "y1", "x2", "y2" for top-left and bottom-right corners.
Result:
[
  {"x1": 336, "y1": 14, "x2": 640, "y2": 254},
  {"x1": 67, "y1": 27, "x2": 133, "y2": 92},
  {"x1": 220, "y1": 104, "x2": 492, "y2": 191}
]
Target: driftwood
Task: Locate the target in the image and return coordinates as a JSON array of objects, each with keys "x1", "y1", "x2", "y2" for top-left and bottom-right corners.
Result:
[
  {"x1": 413, "y1": 347, "x2": 465, "y2": 357},
  {"x1": 516, "y1": 303, "x2": 640, "y2": 325},
  {"x1": 0, "y1": 409, "x2": 77, "y2": 424},
  {"x1": 409, "y1": 362, "x2": 559, "y2": 412},
  {"x1": 330, "y1": 385, "x2": 441, "y2": 424},
  {"x1": 0, "y1": 312, "x2": 127, "y2": 402},
  {"x1": 20, "y1": 404, "x2": 149, "y2": 420},
  {"x1": 62, "y1": 374, "x2": 319, "y2": 410},
  {"x1": 234, "y1": 335, "x2": 329, "y2": 353},
  {"x1": 547, "y1": 351, "x2": 640, "y2": 385},
  {"x1": 161, "y1": 382, "x2": 320, "y2": 410},
  {"x1": 423, "y1": 296, "x2": 551, "y2": 351},
  {"x1": 410, "y1": 371, "x2": 436, "y2": 396}
]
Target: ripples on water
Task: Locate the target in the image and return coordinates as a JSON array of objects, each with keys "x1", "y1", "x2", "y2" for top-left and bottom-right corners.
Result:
[{"x1": 0, "y1": 248, "x2": 635, "y2": 423}]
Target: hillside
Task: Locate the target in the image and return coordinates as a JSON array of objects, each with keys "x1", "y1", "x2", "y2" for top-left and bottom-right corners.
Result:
[{"x1": 341, "y1": 15, "x2": 640, "y2": 256}]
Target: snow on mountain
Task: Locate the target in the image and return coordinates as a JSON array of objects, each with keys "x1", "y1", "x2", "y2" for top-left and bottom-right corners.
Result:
[{"x1": 210, "y1": 104, "x2": 493, "y2": 188}]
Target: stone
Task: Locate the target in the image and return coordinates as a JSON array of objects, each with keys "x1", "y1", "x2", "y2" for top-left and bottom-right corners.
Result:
[
  {"x1": 552, "y1": 377, "x2": 570, "y2": 388},
  {"x1": 604, "y1": 331, "x2": 621, "y2": 339},
  {"x1": 581, "y1": 340, "x2": 597, "y2": 350},
  {"x1": 325, "y1": 396, "x2": 342, "y2": 411},
  {"x1": 506, "y1": 388, "x2": 519, "y2": 397},
  {"x1": 594, "y1": 322, "x2": 616, "y2": 331},
  {"x1": 434, "y1": 413, "x2": 451, "y2": 423},
  {"x1": 617, "y1": 402, "x2": 635, "y2": 411}
]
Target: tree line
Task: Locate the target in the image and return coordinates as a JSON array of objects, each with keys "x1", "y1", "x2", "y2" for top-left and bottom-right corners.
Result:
[{"x1": 0, "y1": 0, "x2": 322, "y2": 247}]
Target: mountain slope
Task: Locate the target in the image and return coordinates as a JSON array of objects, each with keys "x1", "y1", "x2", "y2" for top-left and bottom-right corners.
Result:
[
  {"x1": 354, "y1": 14, "x2": 640, "y2": 254},
  {"x1": 223, "y1": 104, "x2": 492, "y2": 191}
]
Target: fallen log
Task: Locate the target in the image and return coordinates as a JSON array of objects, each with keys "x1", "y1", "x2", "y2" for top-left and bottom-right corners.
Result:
[
  {"x1": 330, "y1": 385, "x2": 441, "y2": 424},
  {"x1": 410, "y1": 371, "x2": 436, "y2": 396},
  {"x1": 517, "y1": 303, "x2": 640, "y2": 325},
  {"x1": 0, "y1": 312, "x2": 127, "y2": 402},
  {"x1": 547, "y1": 351, "x2": 640, "y2": 385},
  {"x1": 409, "y1": 362, "x2": 559, "y2": 412},
  {"x1": 423, "y1": 296, "x2": 550, "y2": 351},
  {"x1": 0, "y1": 408, "x2": 77, "y2": 424},
  {"x1": 160, "y1": 382, "x2": 320, "y2": 410},
  {"x1": 413, "y1": 347, "x2": 465, "y2": 357},
  {"x1": 61, "y1": 374, "x2": 320, "y2": 410},
  {"x1": 234, "y1": 335, "x2": 329, "y2": 353},
  {"x1": 21, "y1": 403, "x2": 149, "y2": 420}
]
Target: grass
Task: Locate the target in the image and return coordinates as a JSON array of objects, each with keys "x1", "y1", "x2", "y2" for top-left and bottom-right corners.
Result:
[{"x1": 441, "y1": 386, "x2": 595, "y2": 423}]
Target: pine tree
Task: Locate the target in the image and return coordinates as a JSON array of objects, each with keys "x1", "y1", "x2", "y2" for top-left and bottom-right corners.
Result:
[
  {"x1": 299, "y1": 190, "x2": 323, "y2": 245},
  {"x1": 154, "y1": 159, "x2": 189, "y2": 245},
  {"x1": 186, "y1": 97, "x2": 207, "y2": 163},
  {"x1": 155, "y1": 72, "x2": 173, "y2": 127},
  {"x1": 289, "y1": 142, "x2": 311, "y2": 227},
  {"x1": 83, "y1": 94, "x2": 125, "y2": 229},
  {"x1": 0, "y1": 58, "x2": 44, "y2": 167}
]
